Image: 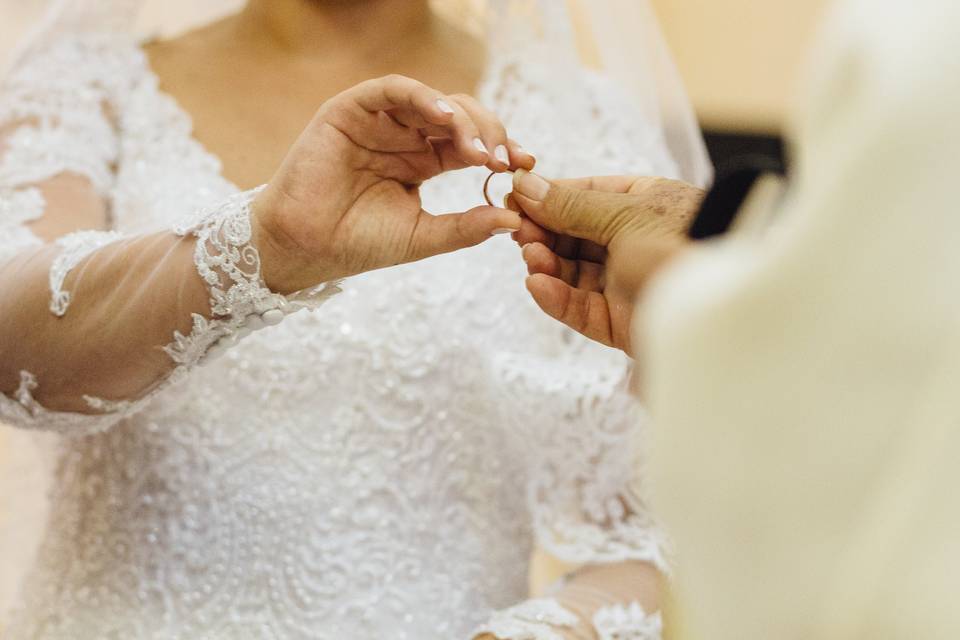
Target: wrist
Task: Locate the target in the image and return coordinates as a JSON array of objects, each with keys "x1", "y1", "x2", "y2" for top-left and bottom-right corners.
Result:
[
  {"x1": 170, "y1": 187, "x2": 342, "y2": 366},
  {"x1": 250, "y1": 188, "x2": 323, "y2": 295}
]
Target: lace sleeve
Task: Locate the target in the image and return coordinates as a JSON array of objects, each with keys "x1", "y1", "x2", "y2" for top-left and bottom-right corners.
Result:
[
  {"x1": 0, "y1": 39, "x2": 338, "y2": 435},
  {"x1": 0, "y1": 37, "x2": 122, "y2": 261},
  {"x1": 492, "y1": 347, "x2": 669, "y2": 569},
  {"x1": 0, "y1": 186, "x2": 339, "y2": 436},
  {"x1": 469, "y1": 344, "x2": 666, "y2": 638}
]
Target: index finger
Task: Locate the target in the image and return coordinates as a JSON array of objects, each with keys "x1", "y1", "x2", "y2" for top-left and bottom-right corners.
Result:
[{"x1": 348, "y1": 75, "x2": 455, "y2": 126}]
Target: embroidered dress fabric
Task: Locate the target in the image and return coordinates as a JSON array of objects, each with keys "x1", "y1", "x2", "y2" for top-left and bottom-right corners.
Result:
[
  {"x1": 0, "y1": 2, "x2": 691, "y2": 637},
  {"x1": 0, "y1": 35, "x2": 333, "y2": 434}
]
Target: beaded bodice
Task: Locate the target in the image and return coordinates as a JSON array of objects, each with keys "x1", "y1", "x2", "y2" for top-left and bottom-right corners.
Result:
[{"x1": 1, "y1": 32, "x2": 675, "y2": 639}]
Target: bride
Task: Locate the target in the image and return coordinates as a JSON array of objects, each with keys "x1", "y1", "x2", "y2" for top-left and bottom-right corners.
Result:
[{"x1": 0, "y1": 0, "x2": 707, "y2": 637}]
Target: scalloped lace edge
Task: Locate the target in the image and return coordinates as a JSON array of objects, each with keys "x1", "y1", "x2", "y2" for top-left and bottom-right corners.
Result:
[{"x1": 472, "y1": 598, "x2": 579, "y2": 640}]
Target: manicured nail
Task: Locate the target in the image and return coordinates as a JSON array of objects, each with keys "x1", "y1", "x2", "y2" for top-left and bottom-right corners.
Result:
[
  {"x1": 436, "y1": 99, "x2": 455, "y2": 114},
  {"x1": 494, "y1": 145, "x2": 510, "y2": 165},
  {"x1": 517, "y1": 145, "x2": 535, "y2": 159},
  {"x1": 514, "y1": 169, "x2": 550, "y2": 201},
  {"x1": 473, "y1": 138, "x2": 489, "y2": 155},
  {"x1": 491, "y1": 227, "x2": 517, "y2": 235}
]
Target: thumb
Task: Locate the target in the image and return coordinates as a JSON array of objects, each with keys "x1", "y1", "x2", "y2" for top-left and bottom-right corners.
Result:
[
  {"x1": 511, "y1": 170, "x2": 640, "y2": 247},
  {"x1": 404, "y1": 206, "x2": 522, "y2": 262}
]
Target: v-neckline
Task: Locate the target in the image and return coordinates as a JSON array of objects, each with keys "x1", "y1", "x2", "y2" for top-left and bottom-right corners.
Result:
[
  {"x1": 135, "y1": 41, "x2": 499, "y2": 196},
  {"x1": 136, "y1": 41, "x2": 244, "y2": 195}
]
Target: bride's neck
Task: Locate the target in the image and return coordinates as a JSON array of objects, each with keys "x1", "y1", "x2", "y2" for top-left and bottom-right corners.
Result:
[{"x1": 236, "y1": 0, "x2": 434, "y2": 59}]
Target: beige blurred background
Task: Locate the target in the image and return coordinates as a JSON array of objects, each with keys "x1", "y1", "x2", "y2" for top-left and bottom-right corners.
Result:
[
  {"x1": 0, "y1": 0, "x2": 830, "y2": 622},
  {"x1": 655, "y1": 0, "x2": 830, "y2": 132}
]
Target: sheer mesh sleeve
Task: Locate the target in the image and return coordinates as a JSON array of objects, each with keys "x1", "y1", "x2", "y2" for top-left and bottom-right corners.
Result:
[{"x1": 0, "y1": 39, "x2": 338, "y2": 436}]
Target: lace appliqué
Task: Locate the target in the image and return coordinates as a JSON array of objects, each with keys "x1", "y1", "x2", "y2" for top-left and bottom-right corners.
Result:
[
  {"x1": 81, "y1": 394, "x2": 134, "y2": 413},
  {"x1": 492, "y1": 351, "x2": 670, "y2": 570},
  {"x1": 0, "y1": 186, "x2": 45, "y2": 261},
  {"x1": 474, "y1": 598, "x2": 579, "y2": 640},
  {"x1": 0, "y1": 120, "x2": 116, "y2": 195},
  {"x1": 175, "y1": 185, "x2": 282, "y2": 317},
  {"x1": 48, "y1": 229, "x2": 124, "y2": 315},
  {"x1": 168, "y1": 186, "x2": 340, "y2": 366},
  {"x1": 0, "y1": 35, "x2": 126, "y2": 196},
  {"x1": 0, "y1": 370, "x2": 132, "y2": 436},
  {"x1": 592, "y1": 603, "x2": 663, "y2": 640}
]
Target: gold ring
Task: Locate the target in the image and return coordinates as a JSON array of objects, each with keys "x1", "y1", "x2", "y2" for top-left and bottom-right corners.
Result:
[{"x1": 483, "y1": 170, "x2": 514, "y2": 207}]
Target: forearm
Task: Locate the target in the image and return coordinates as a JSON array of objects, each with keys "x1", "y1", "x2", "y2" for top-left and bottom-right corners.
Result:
[
  {"x1": 553, "y1": 561, "x2": 664, "y2": 639},
  {"x1": 0, "y1": 231, "x2": 208, "y2": 412},
  {"x1": 0, "y1": 188, "x2": 339, "y2": 430}
]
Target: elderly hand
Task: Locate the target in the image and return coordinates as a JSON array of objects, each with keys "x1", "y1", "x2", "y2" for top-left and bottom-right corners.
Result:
[
  {"x1": 509, "y1": 171, "x2": 704, "y2": 355},
  {"x1": 251, "y1": 74, "x2": 535, "y2": 294}
]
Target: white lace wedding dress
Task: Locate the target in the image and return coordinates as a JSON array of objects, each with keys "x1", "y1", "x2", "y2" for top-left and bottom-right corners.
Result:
[{"x1": 0, "y1": 12, "x2": 680, "y2": 640}]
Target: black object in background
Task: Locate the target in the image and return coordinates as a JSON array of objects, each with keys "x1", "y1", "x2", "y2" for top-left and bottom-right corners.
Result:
[
  {"x1": 703, "y1": 130, "x2": 785, "y2": 175},
  {"x1": 688, "y1": 130, "x2": 787, "y2": 240}
]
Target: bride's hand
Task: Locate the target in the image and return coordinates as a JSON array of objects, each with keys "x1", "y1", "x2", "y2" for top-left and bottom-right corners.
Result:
[{"x1": 250, "y1": 74, "x2": 534, "y2": 294}]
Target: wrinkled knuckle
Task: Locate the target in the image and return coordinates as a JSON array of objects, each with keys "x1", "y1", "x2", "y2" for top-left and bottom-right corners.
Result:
[
  {"x1": 543, "y1": 186, "x2": 570, "y2": 216},
  {"x1": 563, "y1": 188, "x2": 593, "y2": 221}
]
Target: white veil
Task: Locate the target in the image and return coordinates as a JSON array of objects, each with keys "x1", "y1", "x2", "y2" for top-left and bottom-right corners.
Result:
[
  {"x1": 7, "y1": 0, "x2": 711, "y2": 186},
  {"x1": 580, "y1": 0, "x2": 713, "y2": 187},
  {"x1": 0, "y1": 0, "x2": 710, "y2": 624}
]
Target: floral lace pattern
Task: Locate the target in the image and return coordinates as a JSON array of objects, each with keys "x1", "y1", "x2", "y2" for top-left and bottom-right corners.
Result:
[
  {"x1": 0, "y1": 186, "x2": 44, "y2": 261},
  {"x1": 473, "y1": 598, "x2": 579, "y2": 640},
  {"x1": 1, "y1": 20, "x2": 674, "y2": 640},
  {"x1": 0, "y1": 371, "x2": 130, "y2": 436},
  {"x1": 48, "y1": 229, "x2": 124, "y2": 315},
  {"x1": 0, "y1": 185, "x2": 338, "y2": 438},
  {"x1": 167, "y1": 186, "x2": 341, "y2": 367},
  {"x1": 0, "y1": 37, "x2": 122, "y2": 195},
  {"x1": 592, "y1": 603, "x2": 663, "y2": 640}
]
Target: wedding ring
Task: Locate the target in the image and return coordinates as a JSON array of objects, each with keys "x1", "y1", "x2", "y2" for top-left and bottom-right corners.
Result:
[{"x1": 483, "y1": 170, "x2": 514, "y2": 207}]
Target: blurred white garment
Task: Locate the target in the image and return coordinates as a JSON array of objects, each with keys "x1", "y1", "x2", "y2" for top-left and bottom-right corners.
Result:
[{"x1": 640, "y1": 0, "x2": 960, "y2": 637}]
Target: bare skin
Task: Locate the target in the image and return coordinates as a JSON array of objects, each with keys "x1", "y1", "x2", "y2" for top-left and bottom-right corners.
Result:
[
  {"x1": 509, "y1": 171, "x2": 706, "y2": 356},
  {"x1": 144, "y1": 0, "x2": 486, "y2": 190}
]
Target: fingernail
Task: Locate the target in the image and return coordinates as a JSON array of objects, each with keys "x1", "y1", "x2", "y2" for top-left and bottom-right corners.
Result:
[
  {"x1": 514, "y1": 170, "x2": 550, "y2": 201},
  {"x1": 495, "y1": 145, "x2": 510, "y2": 165},
  {"x1": 436, "y1": 99, "x2": 455, "y2": 114},
  {"x1": 491, "y1": 227, "x2": 517, "y2": 235},
  {"x1": 473, "y1": 138, "x2": 489, "y2": 155}
]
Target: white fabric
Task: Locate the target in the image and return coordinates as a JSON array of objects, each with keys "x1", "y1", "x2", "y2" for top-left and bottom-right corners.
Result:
[
  {"x1": 640, "y1": 0, "x2": 960, "y2": 637},
  {"x1": 580, "y1": 0, "x2": 713, "y2": 188},
  {"x1": 473, "y1": 598, "x2": 580, "y2": 640},
  {"x1": 0, "y1": 4, "x2": 681, "y2": 637},
  {"x1": 592, "y1": 602, "x2": 662, "y2": 640}
]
